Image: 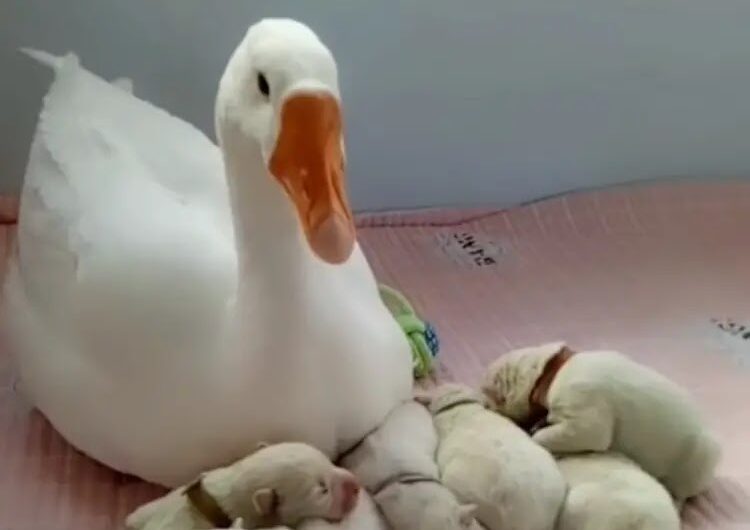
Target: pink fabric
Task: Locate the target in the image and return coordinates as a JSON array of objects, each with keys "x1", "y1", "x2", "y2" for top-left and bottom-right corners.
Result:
[{"x1": 1, "y1": 181, "x2": 750, "y2": 529}]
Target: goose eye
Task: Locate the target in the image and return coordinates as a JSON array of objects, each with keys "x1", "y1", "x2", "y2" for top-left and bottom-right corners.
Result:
[{"x1": 257, "y1": 73, "x2": 270, "y2": 97}]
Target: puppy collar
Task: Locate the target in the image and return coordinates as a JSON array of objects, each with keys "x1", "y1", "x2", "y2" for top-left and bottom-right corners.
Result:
[
  {"x1": 433, "y1": 398, "x2": 483, "y2": 416},
  {"x1": 185, "y1": 476, "x2": 233, "y2": 528},
  {"x1": 373, "y1": 473, "x2": 442, "y2": 495},
  {"x1": 526, "y1": 346, "x2": 575, "y2": 430}
]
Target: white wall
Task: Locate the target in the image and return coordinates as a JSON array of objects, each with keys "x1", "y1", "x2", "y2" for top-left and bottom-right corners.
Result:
[{"x1": 2, "y1": 0, "x2": 750, "y2": 210}]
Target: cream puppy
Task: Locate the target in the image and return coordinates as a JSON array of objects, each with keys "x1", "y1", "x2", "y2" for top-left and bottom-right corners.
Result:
[
  {"x1": 425, "y1": 384, "x2": 565, "y2": 530},
  {"x1": 482, "y1": 342, "x2": 721, "y2": 504},
  {"x1": 556, "y1": 452, "x2": 680, "y2": 530},
  {"x1": 339, "y1": 401, "x2": 482, "y2": 530},
  {"x1": 126, "y1": 442, "x2": 360, "y2": 530},
  {"x1": 297, "y1": 493, "x2": 389, "y2": 530},
  {"x1": 374, "y1": 479, "x2": 483, "y2": 530}
]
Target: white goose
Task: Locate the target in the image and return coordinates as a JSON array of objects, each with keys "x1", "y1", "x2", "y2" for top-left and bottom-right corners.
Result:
[{"x1": 4, "y1": 18, "x2": 412, "y2": 486}]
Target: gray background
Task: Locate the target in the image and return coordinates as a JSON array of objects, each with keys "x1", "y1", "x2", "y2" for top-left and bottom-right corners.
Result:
[{"x1": 2, "y1": 0, "x2": 750, "y2": 211}]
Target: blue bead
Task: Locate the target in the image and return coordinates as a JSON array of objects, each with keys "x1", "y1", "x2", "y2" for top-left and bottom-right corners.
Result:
[{"x1": 424, "y1": 323, "x2": 439, "y2": 357}]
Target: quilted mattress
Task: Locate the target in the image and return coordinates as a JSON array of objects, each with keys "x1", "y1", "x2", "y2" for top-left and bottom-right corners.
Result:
[{"x1": 1, "y1": 181, "x2": 749, "y2": 529}]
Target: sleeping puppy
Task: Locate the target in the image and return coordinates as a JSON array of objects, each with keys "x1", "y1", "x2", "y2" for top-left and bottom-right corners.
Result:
[
  {"x1": 423, "y1": 384, "x2": 566, "y2": 530},
  {"x1": 481, "y1": 341, "x2": 721, "y2": 504},
  {"x1": 297, "y1": 492, "x2": 390, "y2": 530},
  {"x1": 373, "y1": 479, "x2": 482, "y2": 530},
  {"x1": 126, "y1": 442, "x2": 360, "y2": 530},
  {"x1": 339, "y1": 401, "x2": 482, "y2": 530},
  {"x1": 556, "y1": 452, "x2": 680, "y2": 530},
  {"x1": 255, "y1": 494, "x2": 387, "y2": 530}
]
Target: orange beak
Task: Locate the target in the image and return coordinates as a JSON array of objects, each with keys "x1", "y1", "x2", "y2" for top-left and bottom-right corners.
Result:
[{"x1": 269, "y1": 92, "x2": 355, "y2": 264}]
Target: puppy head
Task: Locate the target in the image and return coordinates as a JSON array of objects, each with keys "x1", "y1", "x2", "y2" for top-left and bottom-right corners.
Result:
[
  {"x1": 481, "y1": 341, "x2": 567, "y2": 422},
  {"x1": 417, "y1": 383, "x2": 482, "y2": 415},
  {"x1": 240, "y1": 442, "x2": 360, "y2": 525}
]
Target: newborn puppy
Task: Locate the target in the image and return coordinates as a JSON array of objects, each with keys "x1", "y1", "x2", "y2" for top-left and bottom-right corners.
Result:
[
  {"x1": 339, "y1": 401, "x2": 482, "y2": 530},
  {"x1": 375, "y1": 478, "x2": 482, "y2": 530},
  {"x1": 126, "y1": 442, "x2": 360, "y2": 530},
  {"x1": 425, "y1": 384, "x2": 565, "y2": 530},
  {"x1": 556, "y1": 452, "x2": 680, "y2": 530},
  {"x1": 298, "y1": 492, "x2": 390, "y2": 530},
  {"x1": 482, "y1": 342, "x2": 721, "y2": 504}
]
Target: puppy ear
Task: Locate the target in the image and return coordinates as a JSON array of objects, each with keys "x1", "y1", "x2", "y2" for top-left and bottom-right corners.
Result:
[
  {"x1": 252, "y1": 488, "x2": 279, "y2": 517},
  {"x1": 459, "y1": 504, "x2": 477, "y2": 527}
]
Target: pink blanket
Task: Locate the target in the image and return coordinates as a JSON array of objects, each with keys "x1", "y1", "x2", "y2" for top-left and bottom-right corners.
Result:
[{"x1": 1, "y1": 181, "x2": 749, "y2": 529}]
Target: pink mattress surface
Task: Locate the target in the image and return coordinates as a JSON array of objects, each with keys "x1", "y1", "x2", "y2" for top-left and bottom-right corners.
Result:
[{"x1": 1, "y1": 181, "x2": 750, "y2": 529}]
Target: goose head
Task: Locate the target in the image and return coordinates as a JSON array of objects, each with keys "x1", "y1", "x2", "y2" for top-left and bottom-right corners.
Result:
[{"x1": 216, "y1": 18, "x2": 354, "y2": 265}]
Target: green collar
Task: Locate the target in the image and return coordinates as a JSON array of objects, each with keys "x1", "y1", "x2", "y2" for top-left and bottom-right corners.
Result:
[{"x1": 433, "y1": 398, "x2": 482, "y2": 416}]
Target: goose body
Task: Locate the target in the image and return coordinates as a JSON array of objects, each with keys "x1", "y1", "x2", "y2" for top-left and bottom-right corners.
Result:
[{"x1": 4, "y1": 19, "x2": 412, "y2": 486}]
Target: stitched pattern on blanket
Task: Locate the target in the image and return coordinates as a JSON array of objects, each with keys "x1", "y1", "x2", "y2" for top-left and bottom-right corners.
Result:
[
  {"x1": 710, "y1": 318, "x2": 750, "y2": 367},
  {"x1": 712, "y1": 319, "x2": 750, "y2": 340},
  {"x1": 3, "y1": 181, "x2": 750, "y2": 530},
  {"x1": 435, "y1": 231, "x2": 504, "y2": 267}
]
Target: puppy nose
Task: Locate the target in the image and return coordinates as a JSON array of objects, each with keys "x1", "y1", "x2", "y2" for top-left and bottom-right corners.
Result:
[
  {"x1": 343, "y1": 477, "x2": 360, "y2": 497},
  {"x1": 341, "y1": 477, "x2": 360, "y2": 512}
]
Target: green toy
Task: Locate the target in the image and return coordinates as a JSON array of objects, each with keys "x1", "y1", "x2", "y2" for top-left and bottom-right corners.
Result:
[{"x1": 378, "y1": 284, "x2": 439, "y2": 379}]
